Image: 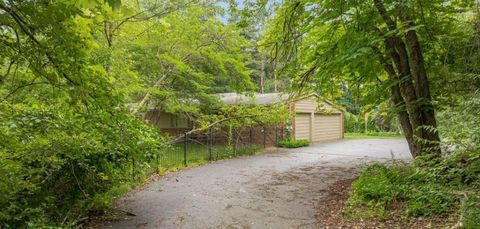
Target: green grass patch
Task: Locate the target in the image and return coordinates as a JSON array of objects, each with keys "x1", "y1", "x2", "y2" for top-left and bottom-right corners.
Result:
[
  {"x1": 276, "y1": 139, "x2": 310, "y2": 148},
  {"x1": 345, "y1": 132, "x2": 404, "y2": 139}
]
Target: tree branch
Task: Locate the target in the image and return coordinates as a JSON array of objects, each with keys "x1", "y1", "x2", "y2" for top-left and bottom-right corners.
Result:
[
  {"x1": 0, "y1": 2, "x2": 78, "y2": 85},
  {"x1": 373, "y1": 0, "x2": 397, "y2": 31},
  {"x1": 0, "y1": 59, "x2": 15, "y2": 83},
  {"x1": 131, "y1": 68, "x2": 173, "y2": 115},
  {"x1": 167, "y1": 114, "x2": 258, "y2": 144}
]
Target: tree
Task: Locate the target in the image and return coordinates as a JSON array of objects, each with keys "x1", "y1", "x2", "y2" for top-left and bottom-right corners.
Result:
[
  {"x1": 228, "y1": 0, "x2": 291, "y2": 93},
  {"x1": 95, "y1": 2, "x2": 254, "y2": 116},
  {"x1": 262, "y1": 0, "x2": 476, "y2": 157},
  {"x1": 0, "y1": 0, "x2": 263, "y2": 226}
]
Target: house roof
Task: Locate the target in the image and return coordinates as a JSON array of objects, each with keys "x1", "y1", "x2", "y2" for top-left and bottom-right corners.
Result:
[
  {"x1": 217, "y1": 93, "x2": 289, "y2": 105},
  {"x1": 217, "y1": 92, "x2": 344, "y2": 112}
]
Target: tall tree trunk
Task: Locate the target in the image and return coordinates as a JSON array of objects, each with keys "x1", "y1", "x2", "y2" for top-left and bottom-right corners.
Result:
[
  {"x1": 273, "y1": 57, "x2": 278, "y2": 93},
  {"x1": 401, "y1": 14, "x2": 441, "y2": 152},
  {"x1": 273, "y1": 70, "x2": 278, "y2": 93},
  {"x1": 260, "y1": 56, "x2": 265, "y2": 94},
  {"x1": 374, "y1": 0, "x2": 441, "y2": 157},
  {"x1": 373, "y1": 46, "x2": 418, "y2": 154},
  {"x1": 386, "y1": 37, "x2": 425, "y2": 156}
]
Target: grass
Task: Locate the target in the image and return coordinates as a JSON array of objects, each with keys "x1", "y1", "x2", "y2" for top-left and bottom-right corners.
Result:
[
  {"x1": 276, "y1": 139, "x2": 310, "y2": 148},
  {"x1": 345, "y1": 132, "x2": 404, "y2": 139}
]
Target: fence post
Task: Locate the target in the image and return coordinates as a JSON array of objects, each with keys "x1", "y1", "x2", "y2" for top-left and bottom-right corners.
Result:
[
  {"x1": 184, "y1": 132, "x2": 187, "y2": 167},
  {"x1": 233, "y1": 131, "x2": 237, "y2": 156},
  {"x1": 263, "y1": 126, "x2": 266, "y2": 148},
  {"x1": 156, "y1": 153, "x2": 160, "y2": 173},
  {"x1": 275, "y1": 126, "x2": 278, "y2": 142},
  {"x1": 281, "y1": 125, "x2": 284, "y2": 140},
  {"x1": 249, "y1": 128, "x2": 253, "y2": 144},
  {"x1": 208, "y1": 128, "x2": 212, "y2": 161},
  {"x1": 132, "y1": 158, "x2": 135, "y2": 181}
]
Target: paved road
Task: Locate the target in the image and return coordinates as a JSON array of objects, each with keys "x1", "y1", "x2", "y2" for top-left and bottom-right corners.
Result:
[{"x1": 103, "y1": 139, "x2": 410, "y2": 229}]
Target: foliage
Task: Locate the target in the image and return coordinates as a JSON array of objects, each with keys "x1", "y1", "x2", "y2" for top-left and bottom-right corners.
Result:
[
  {"x1": 345, "y1": 85, "x2": 480, "y2": 225},
  {"x1": 228, "y1": 0, "x2": 288, "y2": 94},
  {"x1": 276, "y1": 139, "x2": 309, "y2": 148},
  {"x1": 462, "y1": 195, "x2": 480, "y2": 229},
  {"x1": 197, "y1": 103, "x2": 290, "y2": 131},
  {"x1": 437, "y1": 90, "x2": 480, "y2": 149},
  {"x1": 262, "y1": 0, "x2": 479, "y2": 156},
  {"x1": 344, "y1": 164, "x2": 405, "y2": 219},
  {"x1": 0, "y1": 102, "x2": 165, "y2": 227},
  {"x1": 0, "y1": 0, "x2": 261, "y2": 227},
  {"x1": 345, "y1": 149, "x2": 480, "y2": 225},
  {"x1": 105, "y1": 3, "x2": 255, "y2": 114},
  {"x1": 345, "y1": 113, "x2": 374, "y2": 133},
  {"x1": 345, "y1": 112, "x2": 401, "y2": 134}
]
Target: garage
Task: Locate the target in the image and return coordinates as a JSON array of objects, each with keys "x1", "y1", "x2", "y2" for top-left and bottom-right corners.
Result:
[
  {"x1": 293, "y1": 95, "x2": 344, "y2": 142},
  {"x1": 313, "y1": 114, "x2": 342, "y2": 141},
  {"x1": 294, "y1": 113, "x2": 311, "y2": 140}
]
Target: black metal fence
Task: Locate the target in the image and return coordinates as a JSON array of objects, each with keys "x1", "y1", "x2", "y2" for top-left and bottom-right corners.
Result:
[{"x1": 158, "y1": 125, "x2": 286, "y2": 170}]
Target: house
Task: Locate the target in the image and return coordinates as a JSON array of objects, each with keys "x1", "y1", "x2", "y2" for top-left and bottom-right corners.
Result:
[
  {"x1": 142, "y1": 109, "x2": 193, "y2": 136},
  {"x1": 290, "y1": 94, "x2": 344, "y2": 142},
  {"x1": 217, "y1": 93, "x2": 344, "y2": 142},
  {"x1": 143, "y1": 93, "x2": 344, "y2": 143}
]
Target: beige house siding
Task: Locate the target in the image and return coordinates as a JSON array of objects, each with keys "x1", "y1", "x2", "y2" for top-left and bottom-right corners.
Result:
[
  {"x1": 292, "y1": 96, "x2": 344, "y2": 142},
  {"x1": 313, "y1": 114, "x2": 342, "y2": 141},
  {"x1": 143, "y1": 110, "x2": 191, "y2": 129},
  {"x1": 294, "y1": 100, "x2": 318, "y2": 113},
  {"x1": 295, "y1": 99, "x2": 341, "y2": 114},
  {"x1": 294, "y1": 113, "x2": 311, "y2": 140}
]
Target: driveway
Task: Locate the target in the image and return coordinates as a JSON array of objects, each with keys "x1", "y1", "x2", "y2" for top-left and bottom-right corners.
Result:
[{"x1": 103, "y1": 139, "x2": 410, "y2": 229}]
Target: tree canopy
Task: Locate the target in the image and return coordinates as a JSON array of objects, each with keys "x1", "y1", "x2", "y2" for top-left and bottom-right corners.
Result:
[
  {"x1": 1, "y1": 0, "x2": 479, "y2": 227},
  {"x1": 0, "y1": 0, "x2": 269, "y2": 226},
  {"x1": 262, "y1": 0, "x2": 479, "y2": 156}
]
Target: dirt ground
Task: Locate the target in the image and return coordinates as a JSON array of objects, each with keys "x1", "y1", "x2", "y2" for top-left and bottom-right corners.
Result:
[{"x1": 98, "y1": 139, "x2": 410, "y2": 229}]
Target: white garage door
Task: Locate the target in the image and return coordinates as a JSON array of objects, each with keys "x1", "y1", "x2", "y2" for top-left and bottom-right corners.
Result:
[
  {"x1": 295, "y1": 113, "x2": 311, "y2": 140},
  {"x1": 313, "y1": 114, "x2": 341, "y2": 141}
]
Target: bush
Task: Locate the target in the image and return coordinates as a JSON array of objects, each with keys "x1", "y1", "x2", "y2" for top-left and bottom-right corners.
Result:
[
  {"x1": 351, "y1": 164, "x2": 403, "y2": 202},
  {"x1": 344, "y1": 164, "x2": 405, "y2": 218},
  {"x1": 406, "y1": 183, "x2": 456, "y2": 216},
  {"x1": 345, "y1": 148, "x2": 479, "y2": 226},
  {"x1": 463, "y1": 195, "x2": 480, "y2": 229},
  {"x1": 276, "y1": 139, "x2": 310, "y2": 148},
  {"x1": 0, "y1": 103, "x2": 165, "y2": 227},
  {"x1": 344, "y1": 111, "x2": 401, "y2": 133}
]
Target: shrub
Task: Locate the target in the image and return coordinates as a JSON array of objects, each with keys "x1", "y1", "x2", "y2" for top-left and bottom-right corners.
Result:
[
  {"x1": 344, "y1": 111, "x2": 401, "y2": 133},
  {"x1": 351, "y1": 164, "x2": 403, "y2": 202},
  {"x1": 0, "y1": 103, "x2": 165, "y2": 227},
  {"x1": 406, "y1": 183, "x2": 456, "y2": 216},
  {"x1": 344, "y1": 164, "x2": 405, "y2": 218},
  {"x1": 463, "y1": 195, "x2": 480, "y2": 229},
  {"x1": 276, "y1": 139, "x2": 310, "y2": 148},
  {"x1": 345, "y1": 148, "x2": 479, "y2": 226}
]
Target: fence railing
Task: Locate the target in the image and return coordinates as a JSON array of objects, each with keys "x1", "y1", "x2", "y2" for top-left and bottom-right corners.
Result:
[{"x1": 158, "y1": 125, "x2": 286, "y2": 169}]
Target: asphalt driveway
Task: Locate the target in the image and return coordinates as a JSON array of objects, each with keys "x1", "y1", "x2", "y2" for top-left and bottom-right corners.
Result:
[{"x1": 103, "y1": 139, "x2": 410, "y2": 229}]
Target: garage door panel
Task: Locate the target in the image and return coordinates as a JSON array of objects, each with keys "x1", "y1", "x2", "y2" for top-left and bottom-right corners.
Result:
[
  {"x1": 295, "y1": 113, "x2": 310, "y2": 140},
  {"x1": 313, "y1": 114, "x2": 341, "y2": 142}
]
